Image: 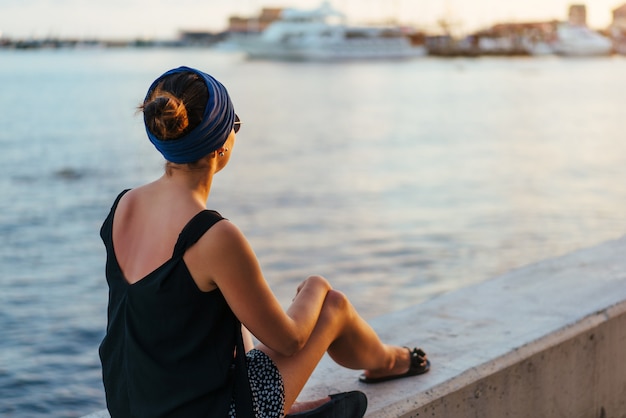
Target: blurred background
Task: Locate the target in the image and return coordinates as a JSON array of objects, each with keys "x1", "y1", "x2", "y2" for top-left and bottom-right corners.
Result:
[{"x1": 1, "y1": 1, "x2": 625, "y2": 416}]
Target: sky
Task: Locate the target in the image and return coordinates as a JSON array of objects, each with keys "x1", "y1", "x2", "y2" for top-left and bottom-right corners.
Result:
[{"x1": 0, "y1": 0, "x2": 622, "y2": 39}]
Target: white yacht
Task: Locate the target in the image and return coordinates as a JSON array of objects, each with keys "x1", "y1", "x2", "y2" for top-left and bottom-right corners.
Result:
[
  {"x1": 234, "y1": 2, "x2": 425, "y2": 61},
  {"x1": 552, "y1": 24, "x2": 613, "y2": 56}
]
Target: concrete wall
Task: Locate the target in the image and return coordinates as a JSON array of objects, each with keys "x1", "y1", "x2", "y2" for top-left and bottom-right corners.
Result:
[{"x1": 84, "y1": 236, "x2": 626, "y2": 418}]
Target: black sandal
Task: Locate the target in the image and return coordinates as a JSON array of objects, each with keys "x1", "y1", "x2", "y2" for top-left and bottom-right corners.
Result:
[
  {"x1": 358, "y1": 347, "x2": 430, "y2": 384},
  {"x1": 285, "y1": 391, "x2": 367, "y2": 418}
]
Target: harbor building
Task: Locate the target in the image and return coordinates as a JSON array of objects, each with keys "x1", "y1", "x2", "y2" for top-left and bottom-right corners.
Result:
[{"x1": 568, "y1": 4, "x2": 587, "y2": 26}]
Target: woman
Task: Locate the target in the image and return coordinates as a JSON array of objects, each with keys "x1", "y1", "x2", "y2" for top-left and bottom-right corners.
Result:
[{"x1": 99, "y1": 66, "x2": 430, "y2": 418}]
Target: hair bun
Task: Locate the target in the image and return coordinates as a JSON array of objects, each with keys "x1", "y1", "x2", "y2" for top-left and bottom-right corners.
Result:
[{"x1": 143, "y1": 94, "x2": 190, "y2": 140}]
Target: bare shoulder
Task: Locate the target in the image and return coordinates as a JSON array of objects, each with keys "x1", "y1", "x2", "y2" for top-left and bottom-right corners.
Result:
[
  {"x1": 199, "y1": 218, "x2": 247, "y2": 248},
  {"x1": 111, "y1": 188, "x2": 143, "y2": 236},
  {"x1": 112, "y1": 186, "x2": 153, "y2": 222},
  {"x1": 184, "y1": 219, "x2": 258, "y2": 291},
  {"x1": 197, "y1": 218, "x2": 258, "y2": 263}
]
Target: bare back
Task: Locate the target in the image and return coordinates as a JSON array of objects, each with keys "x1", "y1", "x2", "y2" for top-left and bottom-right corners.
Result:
[{"x1": 112, "y1": 182, "x2": 207, "y2": 285}]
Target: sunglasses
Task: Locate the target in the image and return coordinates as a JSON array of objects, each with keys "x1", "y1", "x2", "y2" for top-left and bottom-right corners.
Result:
[{"x1": 234, "y1": 114, "x2": 242, "y2": 134}]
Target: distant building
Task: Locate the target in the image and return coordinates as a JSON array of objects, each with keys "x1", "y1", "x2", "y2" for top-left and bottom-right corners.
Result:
[
  {"x1": 228, "y1": 8, "x2": 283, "y2": 34},
  {"x1": 568, "y1": 4, "x2": 587, "y2": 26},
  {"x1": 610, "y1": 3, "x2": 626, "y2": 44},
  {"x1": 612, "y1": 3, "x2": 626, "y2": 31},
  {"x1": 614, "y1": 3, "x2": 626, "y2": 19}
]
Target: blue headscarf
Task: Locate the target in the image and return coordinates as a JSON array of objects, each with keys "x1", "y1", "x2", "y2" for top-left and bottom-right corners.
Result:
[{"x1": 144, "y1": 66, "x2": 235, "y2": 164}]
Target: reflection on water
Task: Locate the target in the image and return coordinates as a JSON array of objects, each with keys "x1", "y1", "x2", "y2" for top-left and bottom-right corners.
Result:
[{"x1": 1, "y1": 49, "x2": 625, "y2": 416}]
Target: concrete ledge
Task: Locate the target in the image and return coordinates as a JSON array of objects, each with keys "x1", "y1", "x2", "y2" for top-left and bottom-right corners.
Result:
[{"x1": 84, "y1": 236, "x2": 626, "y2": 418}]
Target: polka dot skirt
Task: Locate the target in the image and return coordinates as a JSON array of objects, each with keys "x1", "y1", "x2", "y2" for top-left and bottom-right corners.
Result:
[{"x1": 229, "y1": 349, "x2": 285, "y2": 417}]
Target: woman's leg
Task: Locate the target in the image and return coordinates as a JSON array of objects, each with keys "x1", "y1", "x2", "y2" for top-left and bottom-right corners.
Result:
[{"x1": 256, "y1": 289, "x2": 415, "y2": 412}]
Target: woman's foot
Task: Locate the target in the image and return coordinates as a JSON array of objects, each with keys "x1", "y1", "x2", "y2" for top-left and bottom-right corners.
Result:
[{"x1": 359, "y1": 346, "x2": 430, "y2": 383}]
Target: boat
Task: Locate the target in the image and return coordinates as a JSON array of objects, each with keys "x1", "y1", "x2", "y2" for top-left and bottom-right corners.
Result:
[
  {"x1": 551, "y1": 24, "x2": 613, "y2": 56},
  {"x1": 234, "y1": 1, "x2": 426, "y2": 61}
]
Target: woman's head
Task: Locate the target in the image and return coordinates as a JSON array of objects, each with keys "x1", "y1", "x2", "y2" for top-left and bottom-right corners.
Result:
[
  {"x1": 142, "y1": 72, "x2": 207, "y2": 141},
  {"x1": 140, "y1": 67, "x2": 236, "y2": 164}
]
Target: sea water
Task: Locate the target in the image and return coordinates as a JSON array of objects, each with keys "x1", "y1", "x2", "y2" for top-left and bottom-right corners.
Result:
[{"x1": 1, "y1": 48, "x2": 625, "y2": 416}]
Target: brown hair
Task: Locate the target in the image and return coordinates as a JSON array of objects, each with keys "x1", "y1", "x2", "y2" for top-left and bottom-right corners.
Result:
[{"x1": 140, "y1": 72, "x2": 209, "y2": 141}]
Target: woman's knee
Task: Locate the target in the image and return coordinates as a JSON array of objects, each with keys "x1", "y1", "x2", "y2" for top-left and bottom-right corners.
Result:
[
  {"x1": 322, "y1": 289, "x2": 352, "y2": 321},
  {"x1": 305, "y1": 274, "x2": 330, "y2": 289}
]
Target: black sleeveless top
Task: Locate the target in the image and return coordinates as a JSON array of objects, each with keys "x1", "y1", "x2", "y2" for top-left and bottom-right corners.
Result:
[{"x1": 99, "y1": 190, "x2": 253, "y2": 418}]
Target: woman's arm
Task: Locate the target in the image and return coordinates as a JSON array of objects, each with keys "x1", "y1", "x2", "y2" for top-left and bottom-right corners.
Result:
[{"x1": 185, "y1": 220, "x2": 330, "y2": 356}]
